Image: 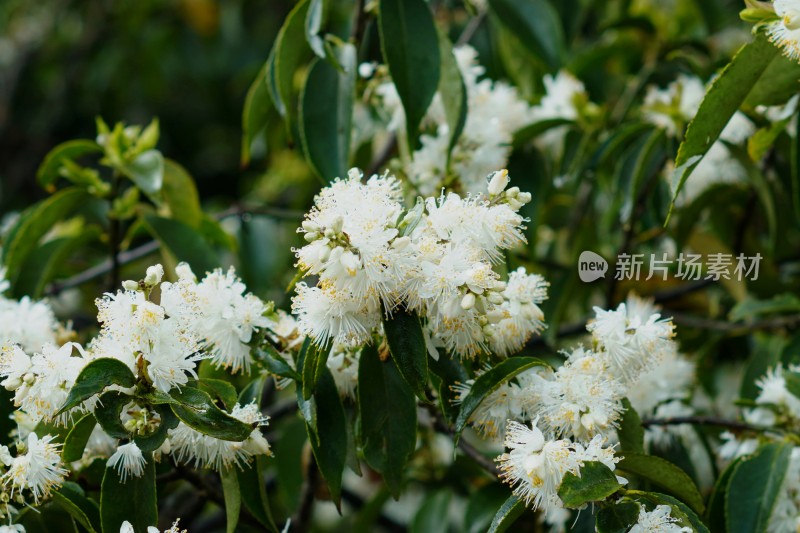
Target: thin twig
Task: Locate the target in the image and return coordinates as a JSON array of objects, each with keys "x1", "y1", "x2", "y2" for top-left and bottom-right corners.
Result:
[
  {"x1": 641, "y1": 416, "x2": 770, "y2": 433},
  {"x1": 426, "y1": 404, "x2": 500, "y2": 477},
  {"x1": 291, "y1": 458, "x2": 319, "y2": 533},
  {"x1": 455, "y1": 9, "x2": 486, "y2": 47}
]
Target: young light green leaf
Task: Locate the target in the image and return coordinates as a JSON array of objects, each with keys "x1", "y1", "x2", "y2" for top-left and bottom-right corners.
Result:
[
  {"x1": 58, "y1": 358, "x2": 136, "y2": 415},
  {"x1": 729, "y1": 293, "x2": 800, "y2": 322},
  {"x1": 37, "y1": 140, "x2": 102, "y2": 189},
  {"x1": 241, "y1": 62, "x2": 272, "y2": 167},
  {"x1": 142, "y1": 215, "x2": 220, "y2": 276},
  {"x1": 358, "y1": 345, "x2": 417, "y2": 498},
  {"x1": 122, "y1": 149, "x2": 164, "y2": 197},
  {"x1": 455, "y1": 357, "x2": 549, "y2": 442},
  {"x1": 61, "y1": 414, "x2": 97, "y2": 463},
  {"x1": 300, "y1": 41, "x2": 356, "y2": 183},
  {"x1": 383, "y1": 308, "x2": 430, "y2": 402},
  {"x1": 487, "y1": 495, "x2": 526, "y2": 533},
  {"x1": 727, "y1": 441, "x2": 792, "y2": 533},
  {"x1": 100, "y1": 456, "x2": 157, "y2": 533},
  {"x1": 596, "y1": 501, "x2": 640, "y2": 533},
  {"x1": 378, "y1": 0, "x2": 440, "y2": 150},
  {"x1": 669, "y1": 32, "x2": 778, "y2": 222},
  {"x1": 558, "y1": 461, "x2": 622, "y2": 509},
  {"x1": 617, "y1": 452, "x2": 705, "y2": 515},
  {"x1": 169, "y1": 386, "x2": 254, "y2": 441},
  {"x1": 161, "y1": 159, "x2": 202, "y2": 228},
  {"x1": 488, "y1": 0, "x2": 565, "y2": 70},
  {"x1": 221, "y1": 467, "x2": 242, "y2": 533},
  {"x1": 306, "y1": 365, "x2": 347, "y2": 507}
]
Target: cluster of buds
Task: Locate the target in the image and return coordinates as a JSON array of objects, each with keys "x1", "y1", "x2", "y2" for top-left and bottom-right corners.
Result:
[
  {"x1": 486, "y1": 170, "x2": 532, "y2": 209},
  {"x1": 122, "y1": 404, "x2": 163, "y2": 436},
  {"x1": 122, "y1": 264, "x2": 165, "y2": 295}
]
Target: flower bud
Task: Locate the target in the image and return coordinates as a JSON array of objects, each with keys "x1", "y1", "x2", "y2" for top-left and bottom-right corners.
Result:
[
  {"x1": 302, "y1": 220, "x2": 320, "y2": 233},
  {"x1": 122, "y1": 280, "x2": 139, "y2": 291},
  {"x1": 505, "y1": 186, "x2": 520, "y2": 198},
  {"x1": 460, "y1": 293, "x2": 476, "y2": 310},
  {"x1": 391, "y1": 236, "x2": 411, "y2": 250},
  {"x1": 3, "y1": 377, "x2": 21, "y2": 391},
  {"x1": 347, "y1": 168, "x2": 363, "y2": 181},
  {"x1": 518, "y1": 192, "x2": 532, "y2": 204},
  {"x1": 304, "y1": 231, "x2": 320, "y2": 242},
  {"x1": 176, "y1": 262, "x2": 195, "y2": 281},
  {"x1": 22, "y1": 373, "x2": 35, "y2": 385},
  {"x1": 318, "y1": 246, "x2": 331, "y2": 263},
  {"x1": 487, "y1": 170, "x2": 510, "y2": 196},
  {"x1": 341, "y1": 251, "x2": 361, "y2": 275},
  {"x1": 144, "y1": 264, "x2": 164, "y2": 286},
  {"x1": 488, "y1": 292, "x2": 504, "y2": 305},
  {"x1": 331, "y1": 215, "x2": 344, "y2": 234}
]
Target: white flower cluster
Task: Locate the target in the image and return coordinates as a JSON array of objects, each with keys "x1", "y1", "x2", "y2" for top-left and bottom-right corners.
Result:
[
  {"x1": 630, "y1": 504, "x2": 692, "y2": 533},
  {"x1": 291, "y1": 168, "x2": 548, "y2": 364},
  {"x1": 768, "y1": 0, "x2": 800, "y2": 62},
  {"x1": 374, "y1": 46, "x2": 535, "y2": 195},
  {"x1": 120, "y1": 520, "x2": 187, "y2": 533},
  {"x1": 496, "y1": 421, "x2": 621, "y2": 515},
  {"x1": 0, "y1": 432, "x2": 67, "y2": 519},
  {"x1": 0, "y1": 269, "x2": 60, "y2": 354},
  {"x1": 641, "y1": 74, "x2": 755, "y2": 204}
]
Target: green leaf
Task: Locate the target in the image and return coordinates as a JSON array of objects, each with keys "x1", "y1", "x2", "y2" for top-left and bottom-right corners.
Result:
[
  {"x1": 273, "y1": 0, "x2": 313, "y2": 137},
  {"x1": 169, "y1": 386, "x2": 254, "y2": 441},
  {"x1": 198, "y1": 378, "x2": 239, "y2": 411},
  {"x1": 744, "y1": 52, "x2": 800, "y2": 107},
  {"x1": 161, "y1": 159, "x2": 202, "y2": 228},
  {"x1": 488, "y1": 0, "x2": 565, "y2": 70},
  {"x1": 94, "y1": 391, "x2": 132, "y2": 439},
  {"x1": 61, "y1": 414, "x2": 97, "y2": 463},
  {"x1": 122, "y1": 149, "x2": 164, "y2": 197},
  {"x1": 726, "y1": 144, "x2": 777, "y2": 251},
  {"x1": 221, "y1": 467, "x2": 242, "y2": 533},
  {"x1": 306, "y1": 365, "x2": 347, "y2": 506},
  {"x1": 255, "y1": 345, "x2": 301, "y2": 382},
  {"x1": 487, "y1": 495, "x2": 526, "y2": 533},
  {"x1": 730, "y1": 293, "x2": 800, "y2": 322},
  {"x1": 411, "y1": 489, "x2": 451, "y2": 533},
  {"x1": 378, "y1": 0, "x2": 440, "y2": 149},
  {"x1": 454, "y1": 357, "x2": 549, "y2": 442},
  {"x1": 785, "y1": 371, "x2": 800, "y2": 398},
  {"x1": 238, "y1": 456, "x2": 279, "y2": 532},
  {"x1": 627, "y1": 491, "x2": 710, "y2": 533},
  {"x1": 2, "y1": 187, "x2": 90, "y2": 281},
  {"x1": 52, "y1": 482, "x2": 101, "y2": 533},
  {"x1": 596, "y1": 501, "x2": 640, "y2": 533},
  {"x1": 383, "y1": 308, "x2": 430, "y2": 402},
  {"x1": 59, "y1": 358, "x2": 136, "y2": 415},
  {"x1": 617, "y1": 453, "x2": 705, "y2": 514},
  {"x1": 465, "y1": 484, "x2": 514, "y2": 533},
  {"x1": 437, "y1": 30, "x2": 468, "y2": 157},
  {"x1": 706, "y1": 456, "x2": 741, "y2": 532},
  {"x1": 100, "y1": 455, "x2": 157, "y2": 533},
  {"x1": 301, "y1": 341, "x2": 323, "y2": 400},
  {"x1": 300, "y1": 41, "x2": 356, "y2": 182},
  {"x1": 618, "y1": 398, "x2": 645, "y2": 454},
  {"x1": 305, "y1": 0, "x2": 326, "y2": 59},
  {"x1": 241, "y1": 62, "x2": 272, "y2": 167},
  {"x1": 37, "y1": 140, "x2": 102, "y2": 189},
  {"x1": 669, "y1": 32, "x2": 778, "y2": 220},
  {"x1": 142, "y1": 215, "x2": 220, "y2": 276},
  {"x1": 558, "y1": 461, "x2": 622, "y2": 509},
  {"x1": 513, "y1": 118, "x2": 573, "y2": 149},
  {"x1": 133, "y1": 404, "x2": 179, "y2": 453},
  {"x1": 358, "y1": 345, "x2": 417, "y2": 498},
  {"x1": 727, "y1": 441, "x2": 792, "y2": 533}
]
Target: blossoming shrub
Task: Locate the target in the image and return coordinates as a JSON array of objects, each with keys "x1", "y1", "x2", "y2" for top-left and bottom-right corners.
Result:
[{"x1": 2, "y1": 0, "x2": 800, "y2": 532}]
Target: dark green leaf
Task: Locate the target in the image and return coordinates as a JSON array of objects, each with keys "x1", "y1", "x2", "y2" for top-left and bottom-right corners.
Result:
[
  {"x1": 122, "y1": 149, "x2": 164, "y2": 197},
  {"x1": 378, "y1": 0, "x2": 440, "y2": 149},
  {"x1": 273, "y1": 0, "x2": 313, "y2": 137},
  {"x1": 301, "y1": 341, "x2": 322, "y2": 400},
  {"x1": 428, "y1": 351, "x2": 468, "y2": 423},
  {"x1": 198, "y1": 378, "x2": 239, "y2": 411},
  {"x1": 618, "y1": 398, "x2": 645, "y2": 454},
  {"x1": 669, "y1": 32, "x2": 778, "y2": 220},
  {"x1": 744, "y1": 53, "x2": 800, "y2": 107},
  {"x1": 59, "y1": 358, "x2": 136, "y2": 415},
  {"x1": 706, "y1": 456, "x2": 741, "y2": 533},
  {"x1": 300, "y1": 42, "x2": 356, "y2": 182},
  {"x1": 306, "y1": 365, "x2": 347, "y2": 506},
  {"x1": 94, "y1": 391, "x2": 132, "y2": 439},
  {"x1": 134, "y1": 404, "x2": 179, "y2": 453},
  {"x1": 618, "y1": 452, "x2": 705, "y2": 514},
  {"x1": 513, "y1": 118, "x2": 573, "y2": 149},
  {"x1": 487, "y1": 495, "x2": 526, "y2": 533},
  {"x1": 730, "y1": 293, "x2": 800, "y2": 322},
  {"x1": 305, "y1": 0, "x2": 326, "y2": 58},
  {"x1": 455, "y1": 357, "x2": 549, "y2": 442},
  {"x1": 383, "y1": 308, "x2": 430, "y2": 402},
  {"x1": 161, "y1": 159, "x2": 202, "y2": 228},
  {"x1": 411, "y1": 489, "x2": 451, "y2": 533},
  {"x1": 52, "y1": 482, "x2": 101, "y2": 533},
  {"x1": 596, "y1": 501, "x2": 640, "y2": 533},
  {"x1": 358, "y1": 345, "x2": 417, "y2": 498},
  {"x1": 100, "y1": 455, "x2": 157, "y2": 533},
  {"x1": 727, "y1": 441, "x2": 792, "y2": 533},
  {"x1": 238, "y1": 456, "x2": 279, "y2": 532},
  {"x1": 488, "y1": 0, "x2": 565, "y2": 69},
  {"x1": 37, "y1": 140, "x2": 102, "y2": 189},
  {"x1": 238, "y1": 375, "x2": 266, "y2": 406},
  {"x1": 256, "y1": 344, "x2": 301, "y2": 381},
  {"x1": 558, "y1": 461, "x2": 622, "y2": 509},
  {"x1": 61, "y1": 414, "x2": 97, "y2": 463},
  {"x1": 142, "y1": 215, "x2": 220, "y2": 276},
  {"x1": 465, "y1": 484, "x2": 514, "y2": 533},
  {"x1": 627, "y1": 490, "x2": 710, "y2": 533},
  {"x1": 2, "y1": 187, "x2": 90, "y2": 281},
  {"x1": 170, "y1": 386, "x2": 254, "y2": 441},
  {"x1": 241, "y1": 62, "x2": 272, "y2": 166},
  {"x1": 437, "y1": 30, "x2": 468, "y2": 157},
  {"x1": 221, "y1": 467, "x2": 241, "y2": 533}
]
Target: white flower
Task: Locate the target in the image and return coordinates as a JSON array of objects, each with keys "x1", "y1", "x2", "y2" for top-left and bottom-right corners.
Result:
[
  {"x1": 170, "y1": 403, "x2": 270, "y2": 471},
  {"x1": 291, "y1": 282, "x2": 380, "y2": 347},
  {"x1": 107, "y1": 442, "x2": 147, "y2": 482},
  {"x1": 630, "y1": 504, "x2": 691, "y2": 533},
  {"x1": 326, "y1": 343, "x2": 360, "y2": 398},
  {"x1": 0, "y1": 295, "x2": 59, "y2": 353},
  {"x1": 487, "y1": 269, "x2": 548, "y2": 356},
  {"x1": 3, "y1": 433, "x2": 67, "y2": 503},
  {"x1": 769, "y1": 0, "x2": 800, "y2": 61},
  {"x1": 120, "y1": 520, "x2": 187, "y2": 533},
  {"x1": 756, "y1": 365, "x2": 800, "y2": 419},
  {"x1": 496, "y1": 421, "x2": 619, "y2": 515},
  {"x1": 0, "y1": 525, "x2": 25, "y2": 533},
  {"x1": 529, "y1": 71, "x2": 587, "y2": 156}
]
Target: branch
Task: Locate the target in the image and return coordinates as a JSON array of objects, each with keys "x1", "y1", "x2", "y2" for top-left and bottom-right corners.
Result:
[
  {"x1": 290, "y1": 458, "x2": 319, "y2": 533},
  {"x1": 425, "y1": 404, "x2": 500, "y2": 478},
  {"x1": 641, "y1": 416, "x2": 770, "y2": 433}
]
